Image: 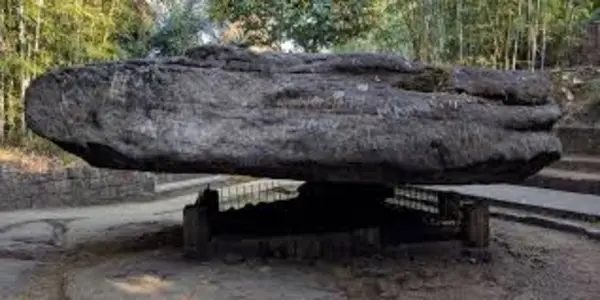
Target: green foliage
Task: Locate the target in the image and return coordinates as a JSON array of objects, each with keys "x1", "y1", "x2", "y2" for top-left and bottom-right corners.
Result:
[
  {"x1": 335, "y1": 0, "x2": 595, "y2": 69},
  {"x1": 0, "y1": 0, "x2": 155, "y2": 145},
  {"x1": 114, "y1": 2, "x2": 156, "y2": 58},
  {"x1": 207, "y1": 0, "x2": 377, "y2": 52},
  {"x1": 147, "y1": 3, "x2": 207, "y2": 56}
]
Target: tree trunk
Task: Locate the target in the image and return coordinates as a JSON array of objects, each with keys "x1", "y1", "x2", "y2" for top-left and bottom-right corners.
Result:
[
  {"x1": 512, "y1": 0, "x2": 523, "y2": 69},
  {"x1": 17, "y1": 0, "x2": 27, "y2": 138},
  {"x1": 539, "y1": 0, "x2": 547, "y2": 70},
  {"x1": 0, "y1": 73, "x2": 4, "y2": 142},
  {"x1": 457, "y1": 0, "x2": 464, "y2": 63}
]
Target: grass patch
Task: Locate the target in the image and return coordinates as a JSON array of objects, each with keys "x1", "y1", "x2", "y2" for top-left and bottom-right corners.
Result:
[{"x1": 0, "y1": 136, "x2": 85, "y2": 173}]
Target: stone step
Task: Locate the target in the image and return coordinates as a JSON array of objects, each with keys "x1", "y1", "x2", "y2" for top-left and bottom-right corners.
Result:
[
  {"x1": 522, "y1": 168, "x2": 600, "y2": 196},
  {"x1": 550, "y1": 155, "x2": 600, "y2": 173}
]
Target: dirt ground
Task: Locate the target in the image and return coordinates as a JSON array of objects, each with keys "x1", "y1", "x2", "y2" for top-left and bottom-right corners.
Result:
[{"x1": 16, "y1": 218, "x2": 599, "y2": 300}]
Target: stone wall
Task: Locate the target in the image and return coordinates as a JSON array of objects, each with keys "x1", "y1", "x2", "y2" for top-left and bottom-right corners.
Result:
[
  {"x1": 557, "y1": 126, "x2": 600, "y2": 156},
  {"x1": 0, "y1": 166, "x2": 155, "y2": 211}
]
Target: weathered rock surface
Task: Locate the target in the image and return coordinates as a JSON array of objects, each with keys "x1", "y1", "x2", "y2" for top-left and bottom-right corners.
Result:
[{"x1": 25, "y1": 45, "x2": 562, "y2": 184}]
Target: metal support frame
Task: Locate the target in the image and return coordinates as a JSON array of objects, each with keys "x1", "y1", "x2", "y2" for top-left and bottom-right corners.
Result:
[
  {"x1": 460, "y1": 201, "x2": 491, "y2": 248},
  {"x1": 181, "y1": 184, "x2": 492, "y2": 261},
  {"x1": 183, "y1": 204, "x2": 210, "y2": 259},
  {"x1": 438, "y1": 191, "x2": 462, "y2": 221},
  {"x1": 183, "y1": 187, "x2": 220, "y2": 260}
]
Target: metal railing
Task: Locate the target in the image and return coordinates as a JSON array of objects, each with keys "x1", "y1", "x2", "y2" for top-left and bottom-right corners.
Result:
[
  {"x1": 218, "y1": 181, "x2": 300, "y2": 211},
  {"x1": 216, "y1": 181, "x2": 461, "y2": 218},
  {"x1": 390, "y1": 186, "x2": 440, "y2": 213}
]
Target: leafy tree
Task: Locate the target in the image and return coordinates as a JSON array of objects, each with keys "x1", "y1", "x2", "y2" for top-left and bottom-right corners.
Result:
[
  {"x1": 148, "y1": 2, "x2": 207, "y2": 56},
  {"x1": 114, "y1": 0, "x2": 157, "y2": 58},
  {"x1": 207, "y1": 0, "x2": 378, "y2": 52},
  {"x1": 136, "y1": 0, "x2": 225, "y2": 57}
]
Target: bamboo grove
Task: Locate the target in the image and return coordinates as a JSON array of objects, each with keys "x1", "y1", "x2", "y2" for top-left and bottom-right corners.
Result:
[
  {"x1": 334, "y1": 0, "x2": 599, "y2": 69},
  {"x1": 0, "y1": 0, "x2": 155, "y2": 143},
  {"x1": 2, "y1": 0, "x2": 600, "y2": 145}
]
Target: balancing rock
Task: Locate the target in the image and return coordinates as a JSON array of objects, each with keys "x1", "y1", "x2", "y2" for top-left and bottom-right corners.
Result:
[{"x1": 25, "y1": 45, "x2": 562, "y2": 185}]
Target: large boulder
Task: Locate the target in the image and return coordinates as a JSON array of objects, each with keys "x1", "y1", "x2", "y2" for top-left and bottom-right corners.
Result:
[{"x1": 25, "y1": 45, "x2": 562, "y2": 185}]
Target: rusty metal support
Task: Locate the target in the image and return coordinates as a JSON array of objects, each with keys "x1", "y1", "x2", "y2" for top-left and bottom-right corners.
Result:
[
  {"x1": 183, "y1": 204, "x2": 210, "y2": 260},
  {"x1": 183, "y1": 187, "x2": 220, "y2": 260},
  {"x1": 438, "y1": 191, "x2": 462, "y2": 221},
  {"x1": 460, "y1": 201, "x2": 490, "y2": 248}
]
